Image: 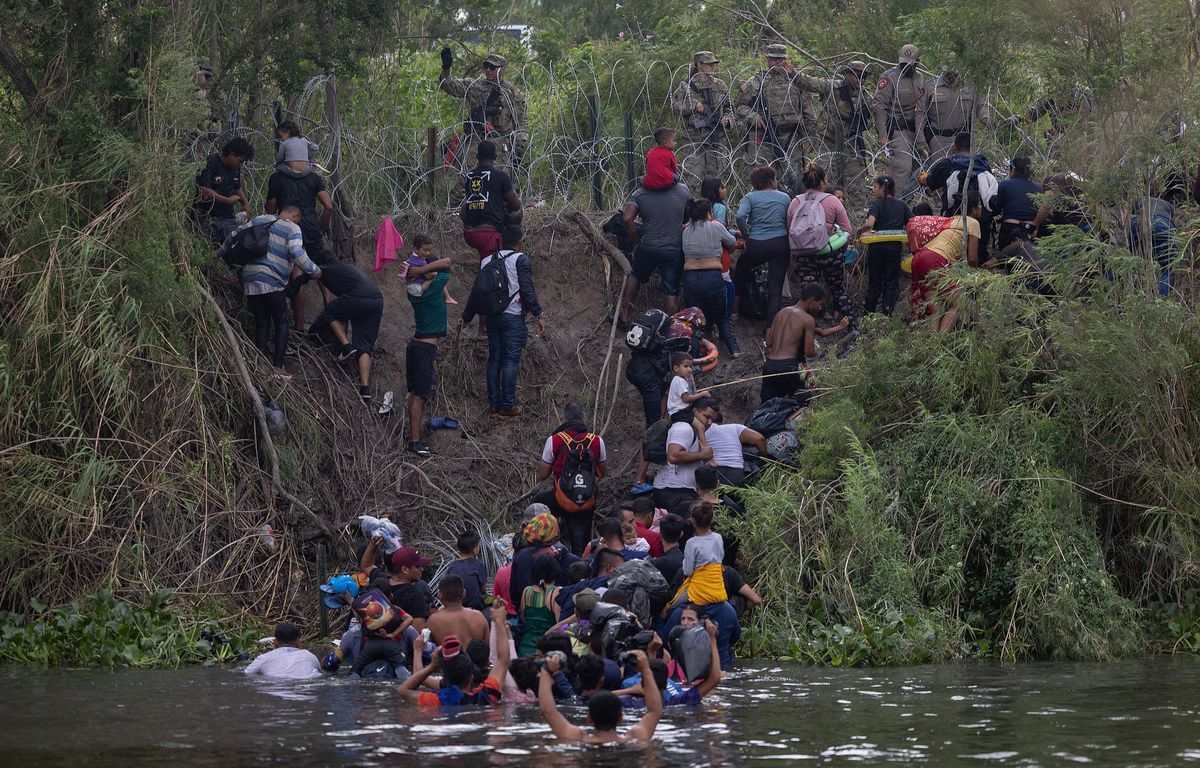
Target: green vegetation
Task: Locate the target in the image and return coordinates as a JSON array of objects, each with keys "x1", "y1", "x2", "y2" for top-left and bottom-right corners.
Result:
[
  {"x1": 0, "y1": 589, "x2": 255, "y2": 668},
  {"x1": 731, "y1": 224, "x2": 1200, "y2": 663}
]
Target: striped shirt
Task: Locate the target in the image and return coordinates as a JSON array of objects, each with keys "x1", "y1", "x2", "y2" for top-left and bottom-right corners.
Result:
[{"x1": 220, "y1": 215, "x2": 321, "y2": 295}]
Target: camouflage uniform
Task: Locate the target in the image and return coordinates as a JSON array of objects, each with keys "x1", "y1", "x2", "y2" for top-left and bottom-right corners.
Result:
[
  {"x1": 735, "y1": 44, "x2": 838, "y2": 189},
  {"x1": 873, "y1": 44, "x2": 926, "y2": 197},
  {"x1": 440, "y1": 54, "x2": 528, "y2": 175},
  {"x1": 925, "y1": 73, "x2": 986, "y2": 161},
  {"x1": 671, "y1": 52, "x2": 733, "y2": 188},
  {"x1": 821, "y1": 61, "x2": 873, "y2": 189}
]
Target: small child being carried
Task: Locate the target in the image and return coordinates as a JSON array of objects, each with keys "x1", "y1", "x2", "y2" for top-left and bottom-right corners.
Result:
[
  {"x1": 642, "y1": 128, "x2": 680, "y2": 190},
  {"x1": 668, "y1": 501, "x2": 727, "y2": 608},
  {"x1": 403, "y1": 234, "x2": 457, "y2": 304},
  {"x1": 666, "y1": 351, "x2": 711, "y2": 424},
  {"x1": 275, "y1": 120, "x2": 319, "y2": 173}
]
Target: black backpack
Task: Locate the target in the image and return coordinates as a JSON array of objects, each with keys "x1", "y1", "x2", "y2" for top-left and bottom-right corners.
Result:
[
  {"x1": 739, "y1": 264, "x2": 770, "y2": 320},
  {"x1": 220, "y1": 217, "x2": 275, "y2": 268},
  {"x1": 553, "y1": 432, "x2": 598, "y2": 513},
  {"x1": 625, "y1": 308, "x2": 669, "y2": 352},
  {"x1": 471, "y1": 250, "x2": 519, "y2": 317},
  {"x1": 747, "y1": 395, "x2": 807, "y2": 437},
  {"x1": 602, "y1": 211, "x2": 642, "y2": 256}
]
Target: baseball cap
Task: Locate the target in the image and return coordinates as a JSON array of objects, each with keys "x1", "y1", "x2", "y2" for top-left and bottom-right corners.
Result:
[
  {"x1": 765, "y1": 43, "x2": 788, "y2": 59},
  {"x1": 574, "y1": 588, "x2": 601, "y2": 616},
  {"x1": 391, "y1": 546, "x2": 432, "y2": 570},
  {"x1": 484, "y1": 53, "x2": 507, "y2": 68},
  {"x1": 694, "y1": 51, "x2": 718, "y2": 64},
  {"x1": 898, "y1": 43, "x2": 920, "y2": 64},
  {"x1": 318, "y1": 574, "x2": 360, "y2": 609}
]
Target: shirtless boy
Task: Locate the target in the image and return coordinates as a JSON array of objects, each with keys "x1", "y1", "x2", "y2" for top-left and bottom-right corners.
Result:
[
  {"x1": 426, "y1": 575, "x2": 488, "y2": 644},
  {"x1": 761, "y1": 282, "x2": 844, "y2": 402}
]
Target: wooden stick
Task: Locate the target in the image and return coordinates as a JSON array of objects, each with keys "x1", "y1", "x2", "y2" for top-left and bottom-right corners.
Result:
[{"x1": 569, "y1": 210, "x2": 632, "y2": 275}]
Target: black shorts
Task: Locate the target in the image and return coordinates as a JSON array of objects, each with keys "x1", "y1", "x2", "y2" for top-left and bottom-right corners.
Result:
[
  {"x1": 303, "y1": 233, "x2": 335, "y2": 265},
  {"x1": 406, "y1": 340, "x2": 438, "y2": 400},
  {"x1": 322, "y1": 296, "x2": 383, "y2": 354}
]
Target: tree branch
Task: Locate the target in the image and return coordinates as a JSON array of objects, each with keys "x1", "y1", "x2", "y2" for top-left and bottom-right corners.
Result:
[{"x1": 0, "y1": 26, "x2": 41, "y2": 116}]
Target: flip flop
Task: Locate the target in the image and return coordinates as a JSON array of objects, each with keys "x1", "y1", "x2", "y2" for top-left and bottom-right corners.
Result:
[
  {"x1": 429, "y1": 416, "x2": 461, "y2": 430},
  {"x1": 630, "y1": 482, "x2": 654, "y2": 495}
]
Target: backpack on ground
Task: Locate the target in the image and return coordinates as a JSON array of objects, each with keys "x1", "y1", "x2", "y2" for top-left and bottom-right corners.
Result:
[
  {"x1": 220, "y1": 217, "x2": 276, "y2": 268},
  {"x1": 905, "y1": 215, "x2": 956, "y2": 253},
  {"x1": 738, "y1": 264, "x2": 771, "y2": 320},
  {"x1": 747, "y1": 395, "x2": 806, "y2": 438},
  {"x1": 470, "y1": 249, "x2": 519, "y2": 317},
  {"x1": 625, "y1": 308, "x2": 669, "y2": 352},
  {"x1": 787, "y1": 191, "x2": 830, "y2": 253},
  {"x1": 554, "y1": 432, "x2": 598, "y2": 513}
]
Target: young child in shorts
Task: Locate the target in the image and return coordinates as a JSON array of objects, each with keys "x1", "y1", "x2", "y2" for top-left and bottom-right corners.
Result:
[{"x1": 404, "y1": 234, "x2": 457, "y2": 304}]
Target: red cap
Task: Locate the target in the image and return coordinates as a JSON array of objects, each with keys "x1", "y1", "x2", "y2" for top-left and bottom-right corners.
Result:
[{"x1": 390, "y1": 546, "x2": 432, "y2": 570}]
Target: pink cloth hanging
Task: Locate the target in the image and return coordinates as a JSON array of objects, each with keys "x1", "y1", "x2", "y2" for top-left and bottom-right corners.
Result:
[{"x1": 374, "y1": 217, "x2": 404, "y2": 273}]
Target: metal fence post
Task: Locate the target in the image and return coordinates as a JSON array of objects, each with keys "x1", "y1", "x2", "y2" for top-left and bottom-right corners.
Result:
[
  {"x1": 624, "y1": 112, "x2": 635, "y2": 196},
  {"x1": 589, "y1": 94, "x2": 603, "y2": 210},
  {"x1": 427, "y1": 126, "x2": 437, "y2": 208}
]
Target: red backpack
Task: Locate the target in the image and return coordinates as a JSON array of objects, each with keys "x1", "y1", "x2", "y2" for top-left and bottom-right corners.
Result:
[{"x1": 554, "y1": 432, "x2": 598, "y2": 513}]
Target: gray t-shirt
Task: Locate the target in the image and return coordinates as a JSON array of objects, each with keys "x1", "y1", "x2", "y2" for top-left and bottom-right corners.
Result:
[
  {"x1": 682, "y1": 219, "x2": 736, "y2": 260},
  {"x1": 653, "y1": 421, "x2": 701, "y2": 490},
  {"x1": 628, "y1": 184, "x2": 692, "y2": 251}
]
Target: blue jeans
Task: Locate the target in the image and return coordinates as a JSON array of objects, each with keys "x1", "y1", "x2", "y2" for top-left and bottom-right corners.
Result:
[
  {"x1": 658, "y1": 600, "x2": 741, "y2": 667},
  {"x1": 682, "y1": 269, "x2": 740, "y2": 355},
  {"x1": 631, "y1": 245, "x2": 684, "y2": 296},
  {"x1": 485, "y1": 312, "x2": 528, "y2": 409}
]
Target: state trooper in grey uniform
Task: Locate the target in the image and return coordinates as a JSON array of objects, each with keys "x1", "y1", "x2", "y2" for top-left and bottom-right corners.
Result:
[{"x1": 873, "y1": 43, "x2": 926, "y2": 197}]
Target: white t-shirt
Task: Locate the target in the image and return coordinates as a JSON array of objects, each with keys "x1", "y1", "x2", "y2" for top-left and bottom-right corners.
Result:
[
  {"x1": 653, "y1": 421, "x2": 701, "y2": 490},
  {"x1": 705, "y1": 423, "x2": 747, "y2": 469},
  {"x1": 243, "y1": 646, "x2": 322, "y2": 679},
  {"x1": 666, "y1": 375, "x2": 692, "y2": 415}
]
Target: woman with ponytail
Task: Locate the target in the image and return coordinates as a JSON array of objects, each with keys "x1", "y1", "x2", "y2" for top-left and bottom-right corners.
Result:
[{"x1": 856, "y1": 174, "x2": 911, "y2": 315}]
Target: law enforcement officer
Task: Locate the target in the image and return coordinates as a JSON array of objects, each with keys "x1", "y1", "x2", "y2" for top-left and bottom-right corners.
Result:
[
  {"x1": 873, "y1": 43, "x2": 926, "y2": 197},
  {"x1": 924, "y1": 54, "x2": 989, "y2": 162},
  {"x1": 439, "y1": 48, "x2": 528, "y2": 175},
  {"x1": 735, "y1": 43, "x2": 840, "y2": 190},
  {"x1": 823, "y1": 60, "x2": 873, "y2": 190},
  {"x1": 671, "y1": 51, "x2": 732, "y2": 188}
]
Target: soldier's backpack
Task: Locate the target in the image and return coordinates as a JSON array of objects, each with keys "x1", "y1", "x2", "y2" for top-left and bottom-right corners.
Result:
[
  {"x1": 625, "y1": 308, "x2": 670, "y2": 353},
  {"x1": 553, "y1": 432, "x2": 598, "y2": 514},
  {"x1": 470, "y1": 249, "x2": 519, "y2": 317},
  {"x1": 220, "y1": 217, "x2": 276, "y2": 268},
  {"x1": 788, "y1": 191, "x2": 831, "y2": 253}
]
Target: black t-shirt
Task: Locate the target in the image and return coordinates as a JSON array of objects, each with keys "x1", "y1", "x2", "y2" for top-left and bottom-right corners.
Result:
[
  {"x1": 651, "y1": 547, "x2": 684, "y2": 585},
  {"x1": 387, "y1": 580, "x2": 435, "y2": 620},
  {"x1": 267, "y1": 170, "x2": 328, "y2": 243},
  {"x1": 993, "y1": 177, "x2": 1043, "y2": 222},
  {"x1": 461, "y1": 166, "x2": 513, "y2": 230},
  {"x1": 867, "y1": 196, "x2": 913, "y2": 257},
  {"x1": 318, "y1": 262, "x2": 383, "y2": 300},
  {"x1": 195, "y1": 153, "x2": 242, "y2": 218}
]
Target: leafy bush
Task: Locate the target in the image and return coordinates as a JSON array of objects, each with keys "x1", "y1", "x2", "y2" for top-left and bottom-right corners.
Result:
[{"x1": 0, "y1": 590, "x2": 254, "y2": 668}]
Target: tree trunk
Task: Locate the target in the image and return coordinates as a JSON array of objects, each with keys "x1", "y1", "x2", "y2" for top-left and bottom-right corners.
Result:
[{"x1": 0, "y1": 27, "x2": 41, "y2": 117}]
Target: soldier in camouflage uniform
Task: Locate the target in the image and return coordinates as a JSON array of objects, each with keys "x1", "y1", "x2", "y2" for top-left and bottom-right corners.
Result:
[
  {"x1": 671, "y1": 51, "x2": 732, "y2": 188},
  {"x1": 735, "y1": 43, "x2": 841, "y2": 191},
  {"x1": 822, "y1": 60, "x2": 873, "y2": 190},
  {"x1": 873, "y1": 43, "x2": 926, "y2": 197},
  {"x1": 439, "y1": 49, "x2": 528, "y2": 176},
  {"x1": 924, "y1": 55, "x2": 989, "y2": 162}
]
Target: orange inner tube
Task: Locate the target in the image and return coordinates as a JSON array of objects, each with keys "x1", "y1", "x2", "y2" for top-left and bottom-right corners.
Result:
[{"x1": 696, "y1": 338, "x2": 719, "y2": 373}]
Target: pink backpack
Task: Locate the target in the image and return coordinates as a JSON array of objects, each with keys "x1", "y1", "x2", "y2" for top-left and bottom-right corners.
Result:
[{"x1": 788, "y1": 191, "x2": 830, "y2": 253}]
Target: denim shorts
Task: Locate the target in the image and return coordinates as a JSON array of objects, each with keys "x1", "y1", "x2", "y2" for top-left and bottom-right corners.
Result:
[{"x1": 631, "y1": 245, "x2": 684, "y2": 296}]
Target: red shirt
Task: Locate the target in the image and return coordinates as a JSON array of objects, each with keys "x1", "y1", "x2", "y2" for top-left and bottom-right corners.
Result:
[
  {"x1": 492, "y1": 565, "x2": 517, "y2": 616},
  {"x1": 644, "y1": 146, "x2": 679, "y2": 190},
  {"x1": 635, "y1": 521, "x2": 664, "y2": 557}
]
